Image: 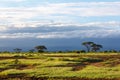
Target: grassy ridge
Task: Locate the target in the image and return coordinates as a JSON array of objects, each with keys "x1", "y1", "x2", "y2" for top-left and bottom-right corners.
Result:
[{"x1": 0, "y1": 53, "x2": 120, "y2": 80}]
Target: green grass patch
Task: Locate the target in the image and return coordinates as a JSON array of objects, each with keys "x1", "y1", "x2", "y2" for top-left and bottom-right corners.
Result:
[{"x1": 0, "y1": 53, "x2": 120, "y2": 80}]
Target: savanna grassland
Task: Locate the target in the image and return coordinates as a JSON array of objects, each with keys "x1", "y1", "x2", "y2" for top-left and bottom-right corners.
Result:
[{"x1": 0, "y1": 53, "x2": 120, "y2": 80}]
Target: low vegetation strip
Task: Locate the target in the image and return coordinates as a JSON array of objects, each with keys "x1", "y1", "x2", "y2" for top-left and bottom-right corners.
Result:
[
  {"x1": 0, "y1": 77, "x2": 119, "y2": 80},
  {"x1": 0, "y1": 53, "x2": 120, "y2": 80}
]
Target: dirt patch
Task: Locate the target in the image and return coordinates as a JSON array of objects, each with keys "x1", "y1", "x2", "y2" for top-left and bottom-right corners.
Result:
[
  {"x1": 0, "y1": 57, "x2": 13, "y2": 60},
  {"x1": 8, "y1": 73, "x2": 26, "y2": 78},
  {"x1": 46, "y1": 62, "x2": 87, "y2": 71},
  {"x1": 0, "y1": 56, "x2": 40, "y2": 60},
  {"x1": 14, "y1": 64, "x2": 35, "y2": 70},
  {"x1": 0, "y1": 68, "x2": 9, "y2": 72},
  {"x1": 72, "y1": 65, "x2": 86, "y2": 71},
  {"x1": 91, "y1": 62, "x2": 104, "y2": 67},
  {"x1": 0, "y1": 64, "x2": 35, "y2": 73}
]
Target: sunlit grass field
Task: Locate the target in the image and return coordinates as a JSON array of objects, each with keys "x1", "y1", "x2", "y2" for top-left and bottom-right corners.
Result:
[{"x1": 0, "y1": 53, "x2": 120, "y2": 80}]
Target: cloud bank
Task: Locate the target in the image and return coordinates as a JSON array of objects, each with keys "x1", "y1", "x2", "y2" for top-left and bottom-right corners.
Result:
[
  {"x1": 0, "y1": 1, "x2": 120, "y2": 39},
  {"x1": 0, "y1": 21, "x2": 120, "y2": 39},
  {"x1": 0, "y1": 2, "x2": 120, "y2": 23}
]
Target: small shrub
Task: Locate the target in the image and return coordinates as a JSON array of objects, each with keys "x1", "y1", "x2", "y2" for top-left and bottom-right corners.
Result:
[
  {"x1": 47, "y1": 58, "x2": 55, "y2": 61},
  {"x1": 76, "y1": 51, "x2": 80, "y2": 53},
  {"x1": 80, "y1": 50, "x2": 86, "y2": 53}
]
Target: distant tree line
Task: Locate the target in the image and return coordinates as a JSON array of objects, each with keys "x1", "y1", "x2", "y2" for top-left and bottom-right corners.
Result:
[
  {"x1": 0, "y1": 41, "x2": 120, "y2": 53},
  {"x1": 12, "y1": 45, "x2": 47, "y2": 53}
]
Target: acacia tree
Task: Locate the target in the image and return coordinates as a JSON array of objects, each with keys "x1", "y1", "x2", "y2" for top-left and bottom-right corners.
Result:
[
  {"x1": 91, "y1": 44, "x2": 103, "y2": 52},
  {"x1": 82, "y1": 41, "x2": 103, "y2": 52},
  {"x1": 82, "y1": 41, "x2": 94, "y2": 52},
  {"x1": 35, "y1": 45, "x2": 47, "y2": 53}
]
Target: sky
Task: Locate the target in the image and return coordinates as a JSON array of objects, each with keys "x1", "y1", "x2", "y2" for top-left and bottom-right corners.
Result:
[{"x1": 0, "y1": 0, "x2": 120, "y2": 51}]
